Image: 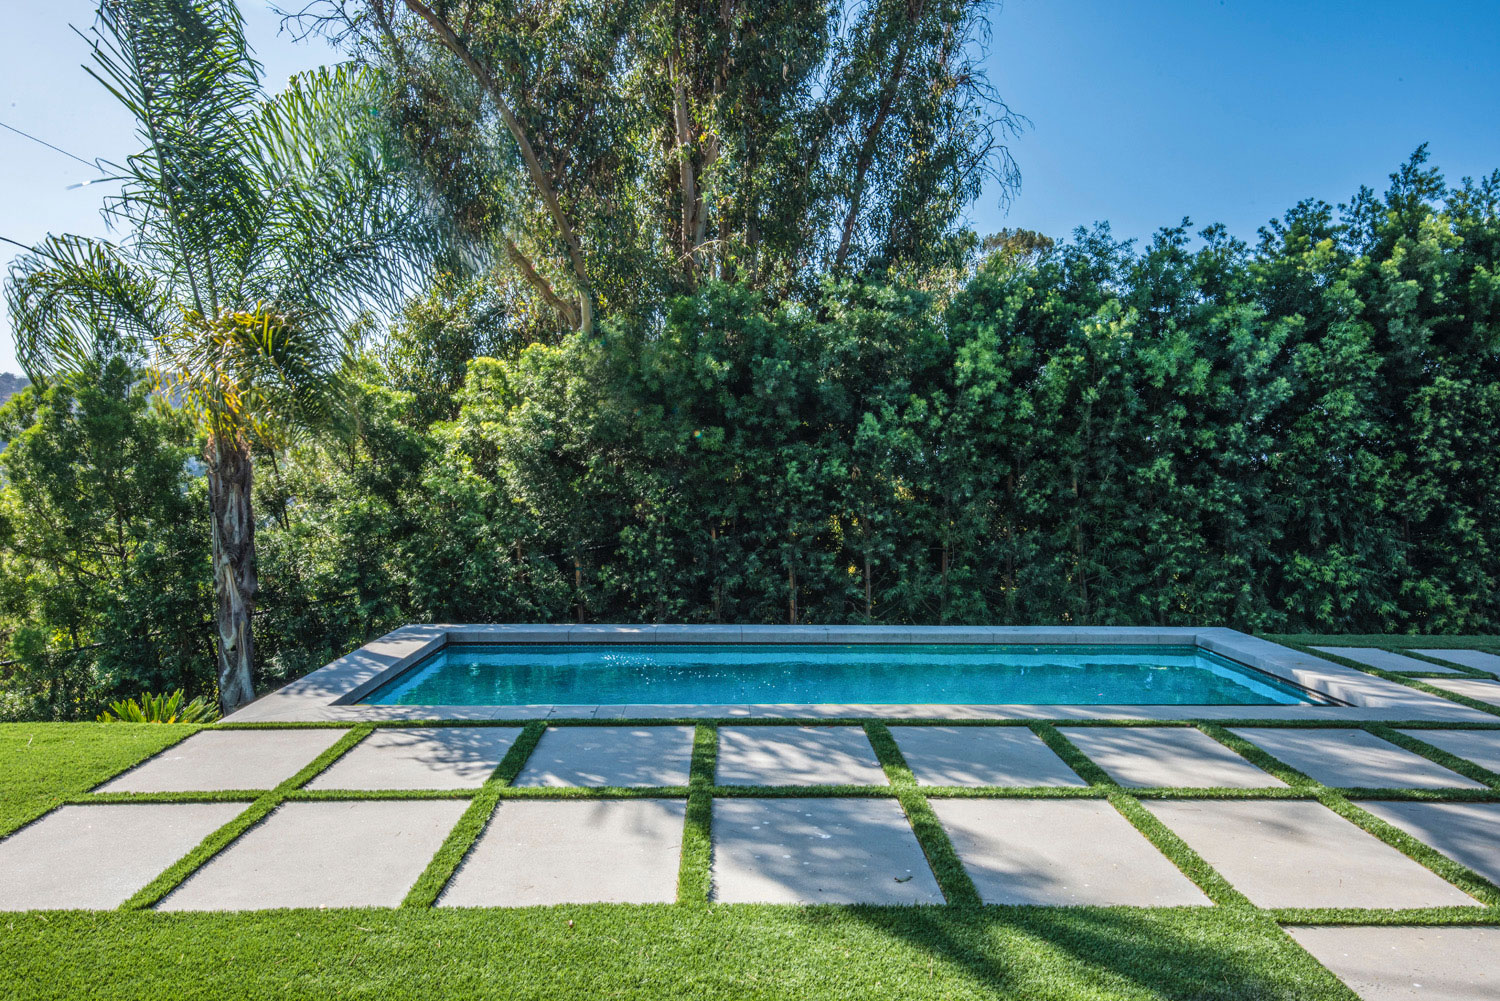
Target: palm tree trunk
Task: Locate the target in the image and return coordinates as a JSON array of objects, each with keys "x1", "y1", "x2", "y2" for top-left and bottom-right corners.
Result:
[{"x1": 208, "y1": 437, "x2": 257, "y2": 713}]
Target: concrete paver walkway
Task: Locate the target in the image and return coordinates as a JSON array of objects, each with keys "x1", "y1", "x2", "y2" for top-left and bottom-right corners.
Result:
[
  {"x1": 932, "y1": 798, "x2": 1209, "y2": 905},
  {"x1": 890, "y1": 726, "x2": 1086, "y2": 787},
  {"x1": 1286, "y1": 926, "x2": 1500, "y2": 1001},
  {"x1": 513, "y1": 726, "x2": 694, "y2": 787},
  {"x1": 1413, "y1": 649, "x2": 1500, "y2": 673},
  {"x1": 710, "y1": 797, "x2": 942, "y2": 904},
  {"x1": 10, "y1": 715, "x2": 1497, "y2": 999},
  {"x1": 1063, "y1": 726, "x2": 1284, "y2": 787},
  {"x1": 0, "y1": 803, "x2": 244, "y2": 911},
  {"x1": 158, "y1": 799, "x2": 468, "y2": 911},
  {"x1": 306, "y1": 726, "x2": 520, "y2": 790},
  {"x1": 1426, "y1": 677, "x2": 1500, "y2": 707},
  {"x1": 1144, "y1": 800, "x2": 1480, "y2": 909},
  {"x1": 95, "y1": 729, "x2": 345, "y2": 792},
  {"x1": 1356, "y1": 801, "x2": 1500, "y2": 886},
  {"x1": 715, "y1": 726, "x2": 888, "y2": 786},
  {"x1": 1229, "y1": 728, "x2": 1481, "y2": 789},
  {"x1": 440, "y1": 799, "x2": 686, "y2": 906},
  {"x1": 1313, "y1": 647, "x2": 1463, "y2": 674},
  {"x1": 1395, "y1": 728, "x2": 1500, "y2": 776}
]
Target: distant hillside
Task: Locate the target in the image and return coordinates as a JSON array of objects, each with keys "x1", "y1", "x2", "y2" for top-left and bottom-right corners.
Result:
[{"x1": 0, "y1": 373, "x2": 27, "y2": 405}]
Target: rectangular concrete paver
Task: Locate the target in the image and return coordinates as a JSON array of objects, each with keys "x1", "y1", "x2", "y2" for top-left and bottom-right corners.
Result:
[
  {"x1": 716, "y1": 726, "x2": 888, "y2": 786},
  {"x1": 94, "y1": 729, "x2": 347, "y2": 792},
  {"x1": 711, "y1": 798, "x2": 942, "y2": 904},
  {"x1": 932, "y1": 799, "x2": 1209, "y2": 906},
  {"x1": 513, "y1": 726, "x2": 694, "y2": 787},
  {"x1": 1395, "y1": 729, "x2": 1500, "y2": 776},
  {"x1": 1357, "y1": 801, "x2": 1500, "y2": 886},
  {"x1": 889, "y1": 726, "x2": 1086, "y2": 787},
  {"x1": 1145, "y1": 800, "x2": 1479, "y2": 909},
  {"x1": 306, "y1": 727, "x2": 520, "y2": 790},
  {"x1": 1286, "y1": 926, "x2": 1500, "y2": 1001},
  {"x1": 158, "y1": 799, "x2": 467, "y2": 910},
  {"x1": 1062, "y1": 727, "x2": 1283, "y2": 787},
  {"x1": 1229, "y1": 728, "x2": 1481, "y2": 788},
  {"x1": 1427, "y1": 678, "x2": 1500, "y2": 707},
  {"x1": 1413, "y1": 649, "x2": 1500, "y2": 673},
  {"x1": 0, "y1": 803, "x2": 245, "y2": 911},
  {"x1": 439, "y1": 799, "x2": 685, "y2": 906},
  {"x1": 1313, "y1": 647, "x2": 1459, "y2": 673}
]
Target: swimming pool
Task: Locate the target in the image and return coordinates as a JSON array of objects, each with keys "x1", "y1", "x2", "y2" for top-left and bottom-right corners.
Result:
[{"x1": 361, "y1": 643, "x2": 1333, "y2": 707}]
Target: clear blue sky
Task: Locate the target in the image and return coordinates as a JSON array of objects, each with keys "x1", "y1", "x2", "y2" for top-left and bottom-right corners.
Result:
[{"x1": 3, "y1": 0, "x2": 1499, "y2": 375}]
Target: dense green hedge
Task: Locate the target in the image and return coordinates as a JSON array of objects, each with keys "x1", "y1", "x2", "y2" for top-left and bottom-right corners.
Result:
[
  {"x1": 3, "y1": 152, "x2": 1498, "y2": 714},
  {"x1": 326, "y1": 152, "x2": 1497, "y2": 638}
]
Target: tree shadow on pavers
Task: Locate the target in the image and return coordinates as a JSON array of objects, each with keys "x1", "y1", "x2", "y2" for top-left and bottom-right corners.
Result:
[
  {"x1": 384, "y1": 727, "x2": 518, "y2": 773},
  {"x1": 817, "y1": 906, "x2": 1355, "y2": 1000}
]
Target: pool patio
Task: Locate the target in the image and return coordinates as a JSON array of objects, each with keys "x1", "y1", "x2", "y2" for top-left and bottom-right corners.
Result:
[
  {"x1": 3, "y1": 630, "x2": 1499, "y2": 999},
  {"x1": 220, "y1": 624, "x2": 1496, "y2": 723}
]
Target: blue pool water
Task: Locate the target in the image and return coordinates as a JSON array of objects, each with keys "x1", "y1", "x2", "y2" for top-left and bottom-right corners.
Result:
[{"x1": 361, "y1": 643, "x2": 1330, "y2": 706}]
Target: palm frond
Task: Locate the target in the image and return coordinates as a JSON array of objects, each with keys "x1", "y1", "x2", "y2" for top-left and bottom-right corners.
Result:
[
  {"x1": 246, "y1": 64, "x2": 442, "y2": 329},
  {"x1": 85, "y1": 0, "x2": 265, "y2": 316},
  {"x1": 6, "y1": 234, "x2": 166, "y2": 382}
]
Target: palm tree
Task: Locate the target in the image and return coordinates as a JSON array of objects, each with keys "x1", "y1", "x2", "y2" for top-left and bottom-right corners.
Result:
[{"x1": 6, "y1": 0, "x2": 436, "y2": 712}]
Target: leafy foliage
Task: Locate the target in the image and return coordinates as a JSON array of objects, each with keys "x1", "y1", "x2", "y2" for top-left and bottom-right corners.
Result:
[
  {"x1": 289, "y1": 0, "x2": 1020, "y2": 336},
  {"x1": 96, "y1": 690, "x2": 221, "y2": 724},
  {"x1": 5, "y1": 0, "x2": 442, "y2": 713},
  {"x1": 0, "y1": 362, "x2": 211, "y2": 721},
  {"x1": 245, "y1": 150, "x2": 1500, "y2": 641}
]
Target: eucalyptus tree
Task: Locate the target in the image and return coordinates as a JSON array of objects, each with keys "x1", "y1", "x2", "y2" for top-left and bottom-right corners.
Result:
[
  {"x1": 6, "y1": 0, "x2": 436, "y2": 712},
  {"x1": 288, "y1": 0, "x2": 1021, "y2": 334}
]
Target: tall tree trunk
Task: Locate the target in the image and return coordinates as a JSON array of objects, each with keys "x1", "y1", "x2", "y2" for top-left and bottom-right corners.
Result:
[{"x1": 208, "y1": 437, "x2": 256, "y2": 713}]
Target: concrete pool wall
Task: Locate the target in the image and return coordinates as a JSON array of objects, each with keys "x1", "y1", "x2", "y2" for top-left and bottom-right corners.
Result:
[{"x1": 222, "y1": 624, "x2": 1495, "y2": 723}]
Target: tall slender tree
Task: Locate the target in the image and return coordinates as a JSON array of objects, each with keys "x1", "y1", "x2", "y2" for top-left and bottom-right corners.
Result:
[
  {"x1": 286, "y1": 0, "x2": 1020, "y2": 335},
  {"x1": 6, "y1": 0, "x2": 436, "y2": 712}
]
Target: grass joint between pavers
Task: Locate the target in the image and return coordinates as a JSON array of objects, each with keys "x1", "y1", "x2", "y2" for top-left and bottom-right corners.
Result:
[
  {"x1": 865, "y1": 720, "x2": 981, "y2": 907},
  {"x1": 676, "y1": 723, "x2": 717, "y2": 905},
  {"x1": 400, "y1": 720, "x2": 548, "y2": 909}
]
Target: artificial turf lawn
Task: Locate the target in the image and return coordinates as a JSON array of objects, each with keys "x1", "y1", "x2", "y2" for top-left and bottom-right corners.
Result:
[
  {"x1": 0, "y1": 905, "x2": 1357, "y2": 1001},
  {"x1": 0, "y1": 722, "x2": 198, "y2": 836}
]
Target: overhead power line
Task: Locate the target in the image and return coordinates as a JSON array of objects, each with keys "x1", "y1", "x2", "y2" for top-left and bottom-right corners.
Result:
[{"x1": 0, "y1": 119, "x2": 101, "y2": 172}]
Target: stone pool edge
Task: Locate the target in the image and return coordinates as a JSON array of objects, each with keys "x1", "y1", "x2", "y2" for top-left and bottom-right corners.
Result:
[{"x1": 221, "y1": 625, "x2": 1494, "y2": 724}]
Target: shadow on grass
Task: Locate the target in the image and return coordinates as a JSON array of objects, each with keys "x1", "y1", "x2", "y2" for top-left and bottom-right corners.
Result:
[
  {"x1": 818, "y1": 904, "x2": 1357, "y2": 1001},
  {"x1": 0, "y1": 904, "x2": 1358, "y2": 1000}
]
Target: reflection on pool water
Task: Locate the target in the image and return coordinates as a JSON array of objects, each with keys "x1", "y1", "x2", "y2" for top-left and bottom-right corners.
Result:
[{"x1": 361, "y1": 643, "x2": 1332, "y2": 707}]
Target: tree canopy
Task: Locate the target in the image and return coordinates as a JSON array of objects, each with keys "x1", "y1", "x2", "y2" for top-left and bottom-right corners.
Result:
[{"x1": 288, "y1": 0, "x2": 1020, "y2": 338}]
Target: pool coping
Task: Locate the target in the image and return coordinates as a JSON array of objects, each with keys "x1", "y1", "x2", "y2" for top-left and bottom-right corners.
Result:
[{"x1": 222, "y1": 625, "x2": 1496, "y2": 724}]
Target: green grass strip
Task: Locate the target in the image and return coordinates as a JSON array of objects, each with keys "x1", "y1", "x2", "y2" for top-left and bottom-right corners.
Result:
[
  {"x1": 0, "y1": 723, "x2": 204, "y2": 838},
  {"x1": 401, "y1": 721, "x2": 547, "y2": 908},
  {"x1": 865, "y1": 721, "x2": 980, "y2": 907},
  {"x1": 1107, "y1": 792, "x2": 1253, "y2": 908},
  {"x1": 283, "y1": 725, "x2": 377, "y2": 789},
  {"x1": 1196, "y1": 723, "x2": 1317, "y2": 787},
  {"x1": 1266, "y1": 906, "x2": 1500, "y2": 926},
  {"x1": 710, "y1": 783, "x2": 894, "y2": 798},
  {"x1": 1264, "y1": 633, "x2": 1500, "y2": 651},
  {"x1": 676, "y1": 723, "x2": 717, "y2": 905},
  {"x1": 1313, "y1": 789, "x2": 1500, "y2": 907},
  {"x1": 72, "y1": 789, "x2": 266, "y2": 804},
  {"x1": 1364, "y1": 723, "x2": 1500, "y2": 789},
  {"x1": 1027, "y1": 722, "x2": 1116, "y2": 787}
]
